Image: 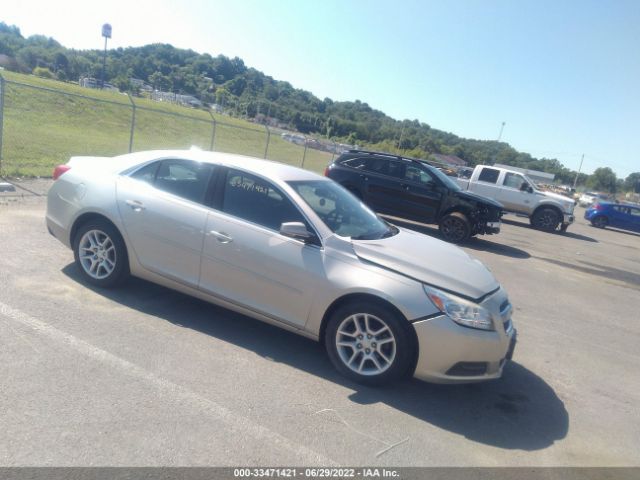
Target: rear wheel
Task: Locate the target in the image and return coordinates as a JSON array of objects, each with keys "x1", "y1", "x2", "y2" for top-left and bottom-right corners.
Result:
[
  {"x1": 592, "y1": 216, "x2": 608, "y2": 229},
  {"x1": 73, "y1": 220, "x2": 129, "y2": 288},
  {"x1": 531, "y1": 207, "x2": 561, "y2": 232},
  {"x1": 439, "y1": 212, "x2": 471, "y2": 243},
  {"x1": 325, "y1": 302, "x2": 415, "y2": 386}
]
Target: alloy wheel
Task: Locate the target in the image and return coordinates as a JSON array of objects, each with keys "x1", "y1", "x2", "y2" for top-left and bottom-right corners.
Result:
[
  {"x1": 78, "y1": 229, "x2": 117, "y2": 280},
  {"x1": 335, "y1": 313, "x2": 397, "y2": 376}
]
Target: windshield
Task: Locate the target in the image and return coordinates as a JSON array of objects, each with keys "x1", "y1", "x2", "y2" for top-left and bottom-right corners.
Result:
[
  {"x1": 419, "y1": 162, "x2": 462, "y2": 191},
  {"x1": 287, "y1": 180, "x2": 397, "y2": 240},
  {"x1": 523, "y1": 174, "x2": 539, "y2": 191}
]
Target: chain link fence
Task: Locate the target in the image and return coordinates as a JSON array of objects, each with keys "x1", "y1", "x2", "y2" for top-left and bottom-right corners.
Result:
[{"x1": 0, "y1": 73, "x2": 346, "y2": 178}]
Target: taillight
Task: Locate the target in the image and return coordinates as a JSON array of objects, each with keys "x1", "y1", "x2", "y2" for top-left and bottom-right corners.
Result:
[
  {"x1": 593, "y1": 203, "x2": 603, "y2": 211},
  {"x1": 324, "y1": 166, "x2": 330, "y2": 177},
  {"x1": 53, "y1": 165, "x2": 71, "y2": 180}
]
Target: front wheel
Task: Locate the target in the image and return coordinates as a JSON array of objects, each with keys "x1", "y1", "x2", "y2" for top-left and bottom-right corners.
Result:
[
  {"x1": 531, "y1": 208, "x2": 561, "y2": 232},
  {"x1": 439, "y1": 212, "x2": 471, "y2": 243},
  {"x1": 73, "y1": 220, "x2": 129, "y2": 288},
  {"x1": 325, "y1": 302, "x2": 415, "y2": 386}
]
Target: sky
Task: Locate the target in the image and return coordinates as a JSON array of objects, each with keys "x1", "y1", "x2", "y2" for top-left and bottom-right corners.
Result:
[{"x1": 2, "y1": 0, "x2": 639, "y2": 178}]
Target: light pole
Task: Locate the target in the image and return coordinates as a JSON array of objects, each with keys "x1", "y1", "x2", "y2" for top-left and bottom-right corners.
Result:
[{"x1": 100, "y1": 23, "x2": 112, "y2": 89}]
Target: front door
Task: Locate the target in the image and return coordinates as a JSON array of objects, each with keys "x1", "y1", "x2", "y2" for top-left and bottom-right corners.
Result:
[{"x1": 199, "y1": 168, "x2": 323, "y2": 328}]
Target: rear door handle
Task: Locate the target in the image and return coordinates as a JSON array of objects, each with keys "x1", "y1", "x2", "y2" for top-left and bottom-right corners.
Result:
[
  {"x1": 125, "y1": 199, "x2": 145, "y2": 212},
  {"x1": 400, "y1": 184, "x2": 410, "y2": 191},
  {"x1": 209, "y1": 230, "x2": 233, "y2": 243},
  {"x1": 359, "y1": 174, "x2": 369, "y2": 181}
]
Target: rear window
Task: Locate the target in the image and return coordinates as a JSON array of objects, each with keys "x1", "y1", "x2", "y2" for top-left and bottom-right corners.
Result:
[{"x1": 478, "y1": 168, "x2": 500, "y2": 184}]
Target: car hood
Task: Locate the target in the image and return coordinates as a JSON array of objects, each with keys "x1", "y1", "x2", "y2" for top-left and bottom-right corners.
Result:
[
  {"x1": 455, "y1": 190, "x2": 504, "y2": 210},
  {"x1": 541, "y1": 190, "x2": 574, "y2": 204},
  {"x1": 352, "y1": 228, "x2": 499, "y2": 300}
]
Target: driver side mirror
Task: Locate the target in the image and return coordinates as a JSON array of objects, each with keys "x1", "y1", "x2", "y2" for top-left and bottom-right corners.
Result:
[{"x1": 280, "y1": 222, "x2": 317, "y2": 244}]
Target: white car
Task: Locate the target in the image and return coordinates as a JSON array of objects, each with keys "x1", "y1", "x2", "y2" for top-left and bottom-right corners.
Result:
[{"x1": 578, "y1": 192, "x2": 607, "y2": 207}]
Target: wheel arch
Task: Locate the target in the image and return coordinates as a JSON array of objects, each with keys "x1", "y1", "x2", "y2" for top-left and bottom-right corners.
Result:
[
  {"x1": 319, "y1": 292, "x2": 420, "y2": 378},
  {"x1": 531, "y1": 203, "x2": 563, "y2": 221},
  {"x1": 70, "y1": 212, "x2": 126, "y2": 250}
]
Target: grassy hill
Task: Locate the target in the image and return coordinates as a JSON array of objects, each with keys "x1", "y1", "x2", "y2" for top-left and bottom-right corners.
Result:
[{"x1": 0, "y1": 71, "x2": 333, "y2": 177}]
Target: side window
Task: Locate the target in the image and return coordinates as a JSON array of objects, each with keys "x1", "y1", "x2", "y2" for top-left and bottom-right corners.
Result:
[
  {"x1": 154, "y1": 159, "x2": 214, "y2": 204},
  {"x1": 222, "y1": 169, "x2": 305, "y2": 230},
  {"x1": 628, "y1": 208, "x2": 640, "y2": 217},
  {"x1": 342, "y1": 158, "x2": 367, "y2": 170},
  {"x1": 130, "y1": 161, "x2": 159, "y2": 184},
  {"x1": 504, "y1": 172, "x2": 524, "y2": 189},
  {"x1": 478, "y1": 168, "x2": 500, "y2": 184},
  {"x1": 386, "y1": 160, "x2": 406, "y2": 179},
  {"x1": 405, "y1": 165, "x2": 435, "y2": 185},
  {"x1": 363, "y1": 158, "x2": 388, "y2": 175}
]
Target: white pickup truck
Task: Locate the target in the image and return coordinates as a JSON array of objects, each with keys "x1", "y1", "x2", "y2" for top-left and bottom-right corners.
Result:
[{"x1": 456, "y1": 165, "x2": 576, "y2": 232}]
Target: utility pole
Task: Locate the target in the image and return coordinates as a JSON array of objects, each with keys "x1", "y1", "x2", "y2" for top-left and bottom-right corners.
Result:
[
  {"x1": 497, "y1": 121, "x2": 506, "y2": 142},
  {"x1": 573, "y1": 154, "x2": 585, "y2": 189},
  {"x1": 397, "y1": 123, "x2": 405, "y2": 152}
]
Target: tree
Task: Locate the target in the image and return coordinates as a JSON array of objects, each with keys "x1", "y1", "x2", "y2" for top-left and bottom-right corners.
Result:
[
  {"x1": 33, "y1": 66, "x2": 54, "y2": 79},
  {"x1": 586, "y1": 167, "x2": 618, "y2": 193},
  {"x1": 623, "y1": 172, "x2": 640, "y2": 193}
]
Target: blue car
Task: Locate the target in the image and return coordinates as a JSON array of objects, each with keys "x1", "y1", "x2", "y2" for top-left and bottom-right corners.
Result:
[{"x1": 584, "y1": 202, "x2": 640, "y2": 233}]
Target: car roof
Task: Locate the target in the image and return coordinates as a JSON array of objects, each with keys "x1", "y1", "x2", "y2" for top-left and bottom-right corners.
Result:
[{"x1": 115, "y1": 149, "x2": 323, "y2": 182}]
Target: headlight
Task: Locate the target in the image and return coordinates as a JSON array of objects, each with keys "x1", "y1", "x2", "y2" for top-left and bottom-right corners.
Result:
[
  {"x1": 423, "y1": 285, "x2": 495, "y2": 331},
  {"x1": 564, "y1": 201, "x2": 575, "y2": 214}
]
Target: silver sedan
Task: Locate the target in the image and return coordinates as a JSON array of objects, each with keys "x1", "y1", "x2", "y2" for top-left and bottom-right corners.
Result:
[{"x1": 46, "y1": 150, "x2": 517, "y2": 385}]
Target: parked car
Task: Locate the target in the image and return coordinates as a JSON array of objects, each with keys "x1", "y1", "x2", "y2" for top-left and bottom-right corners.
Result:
[
  {"x1": 578, "y1": 191, "x2": 609, "y2": 207},
  {"x1": 456, "y1": 165, "x2": 576, "y2": 232},
  {"x1": 584, "y1": 202, "x2": 640, "y2": 232},
  {"x1": 46, "y1": 150, "x2": 516, "y2": 385},
  {"x1": 324, "y1": 150, "x2": 503, "y2": 243}
]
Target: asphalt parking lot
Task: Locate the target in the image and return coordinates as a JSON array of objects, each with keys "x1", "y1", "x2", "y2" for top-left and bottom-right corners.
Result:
[{"x1": 1, "y1": 188, "x2": 639, "y2": 466}]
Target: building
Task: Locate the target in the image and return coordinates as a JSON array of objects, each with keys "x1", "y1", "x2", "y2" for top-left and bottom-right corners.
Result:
[
  {"x1": 493, "y1": 163, "x2": 555, "y2": 185},
  {"x1": 129, "y1": 77, "x2": 153, "y2": 92},
  {"x1": 78, "y1": 77, "x2": 118, "y2": 92},
  {"x1": 151, "y1": 90, "x2": 203, "y2": 108}
]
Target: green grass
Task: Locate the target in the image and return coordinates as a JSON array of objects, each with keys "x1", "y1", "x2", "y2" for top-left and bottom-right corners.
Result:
[{"x1": 0, "y1": 71, "x2": 334, "y2": 177}]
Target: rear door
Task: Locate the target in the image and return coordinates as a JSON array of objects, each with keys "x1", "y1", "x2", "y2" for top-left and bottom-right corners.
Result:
[
  {"x1": 358, "y1": 157, "x2": 400, "y2": 212},
  {"x1": 468, "y1": 167, "x2": 503, "y2": 203},
  {"x1": 628, "y1": 207, "x2": 640, "y2": 232},
  {"x1": 608, "y1": 205, "x2": 626, "y2": 228},
  {"x1": 116, "y1": 158, "x2": 215, "y2": 287}
]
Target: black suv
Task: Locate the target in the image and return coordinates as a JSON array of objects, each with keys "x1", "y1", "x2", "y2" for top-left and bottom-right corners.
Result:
[{"x1": 325, "y1": 150, "x2": 503, "y2": 243}]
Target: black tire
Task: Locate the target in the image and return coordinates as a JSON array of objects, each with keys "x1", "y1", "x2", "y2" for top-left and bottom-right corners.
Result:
[
  {"x1": 592, "y1": 216, "x2": 608, "y2": 229},
  {"x1": 531, "y1": 207, "x2": 561, "y2": 232},
  {"x1": 325, "y1": 301, "x2": 416, "y2": 386},
  {"x1": 73, "y1": 219, "x2": 129, "y2": 288},
  {"x1": 439, "y1": 212, "x2": 471, "y2": 243}
]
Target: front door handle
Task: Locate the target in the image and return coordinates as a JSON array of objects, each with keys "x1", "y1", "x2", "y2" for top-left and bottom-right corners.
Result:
[
  {"x1": 125, "y1": 199, "x2": 145, "y2": 212},
  {"x1": 209, "y1": 230, "x2": 233, "y2": 244}
]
